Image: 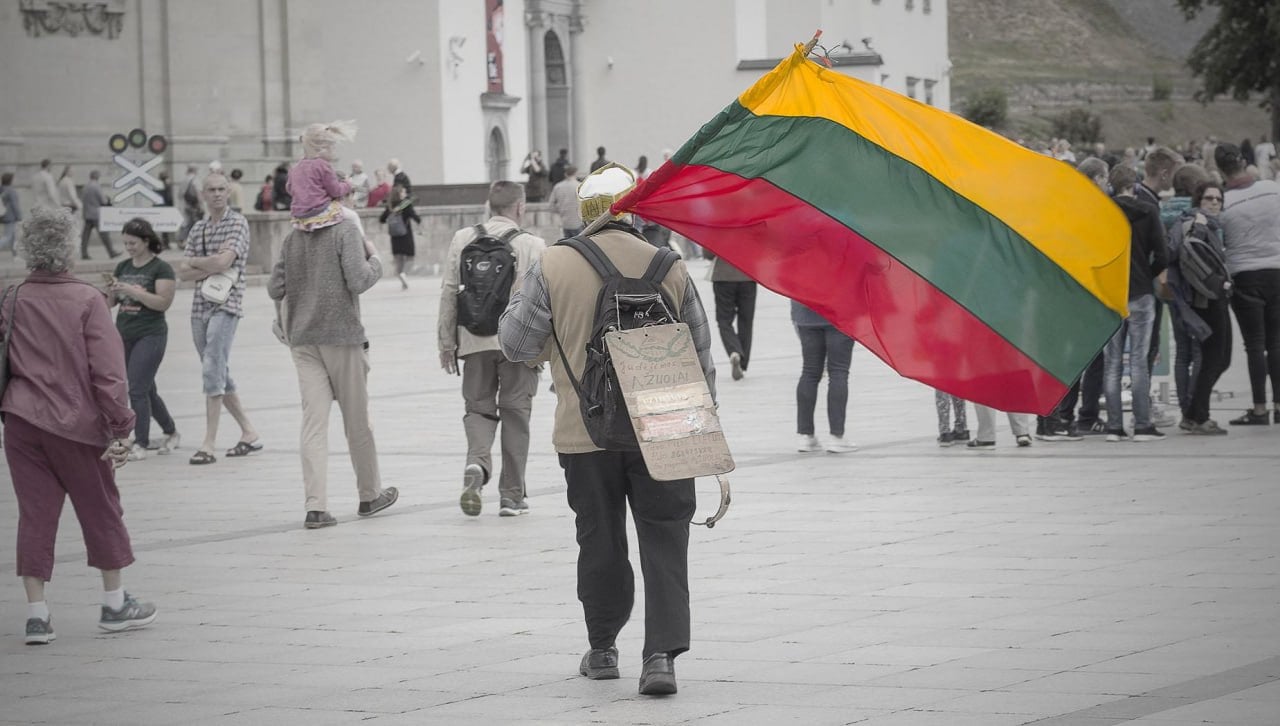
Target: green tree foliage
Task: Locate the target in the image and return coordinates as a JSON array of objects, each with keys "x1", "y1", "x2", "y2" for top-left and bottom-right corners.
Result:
[
  {"x1": 960, "y1": 87, "x2": 1008, "y2": 129},
  {"x1": 1177, "y1": 0, "x2": 1280, "y2": 139},
  {"x1": 1051, "y1": 108, "x2": 1104, "y2": 145},
  {"x1": 1152, "y1": 75, "x2": 1173, "y2": 101}
]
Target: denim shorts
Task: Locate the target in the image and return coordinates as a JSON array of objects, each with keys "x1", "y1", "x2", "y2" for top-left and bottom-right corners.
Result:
[{"x1": 191, "y1": 311, "x2": 239, "y2": 396}]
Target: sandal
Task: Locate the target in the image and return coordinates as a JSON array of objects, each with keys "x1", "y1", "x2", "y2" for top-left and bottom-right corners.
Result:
[
  {"x1": 226, "y1": 440, "x2": 263, "y2": 457},
  {"x1": 189, "y1": 451, "x2": 217, "y2": 465}
]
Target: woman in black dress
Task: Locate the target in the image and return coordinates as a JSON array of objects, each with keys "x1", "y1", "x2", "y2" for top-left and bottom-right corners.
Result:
[{"x1": 379, "y1": 184, "x2": 420, "y2": 289}]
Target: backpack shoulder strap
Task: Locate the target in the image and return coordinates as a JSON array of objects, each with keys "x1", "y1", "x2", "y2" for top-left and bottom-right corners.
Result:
[
  {"x1": 472, "y1": 223, "x2": 487, "y2": 239},
  {"x1": 556, "y1": 235, "x2": 620, "y2": 280},
  {"x1": 642, "y1": 247, "x2": 679, "y2": 285},
  {"x1": 499, "y1": 228, "x2": 522, "y2": 245}
]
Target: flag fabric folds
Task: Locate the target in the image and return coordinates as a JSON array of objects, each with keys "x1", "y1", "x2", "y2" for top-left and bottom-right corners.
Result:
[{"x1": 611, "y1": 46, "x2": 1130, "y2": 415}]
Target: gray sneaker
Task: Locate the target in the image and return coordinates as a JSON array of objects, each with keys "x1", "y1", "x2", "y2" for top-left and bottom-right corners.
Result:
[
  {"x1": 499, "y1": 498, "x2": 529, "y2": 517},
  {"x1": 98, "y1": 592, "x2": 157, "y2": 633},
  {"x1": 25, "y1": 617, "x2": 55, "y2": 645},
  {"x1": 1187, "y1": 419, "x2": 1228, "y2": 436},
  {"x1": 460, "y1": 464, "x2": 484, "y2": 516}
]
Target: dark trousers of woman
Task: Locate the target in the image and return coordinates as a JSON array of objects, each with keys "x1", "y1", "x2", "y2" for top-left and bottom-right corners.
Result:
[
  {"x1": 560, "y1": 450, "x2": 695, "y2": 659},
  {"x1": 1170, "y1": 303, "x2": 1204, "y2": 417},
  {"x1": 1187, "y1": 298, "x2": 1233, "y2": 423},
  {"x1": 1229, "y1": 268, "x2": 1280, "y2": 406},
  {"x1": 124, "y1": 333, "x2": 176, "y2": 448},
  {"x1": 712, "y1": 281, "x2": 757, "y2": 370},
  {"x1": 796, "y1": 325, "x2": 855, "y2": 438}
]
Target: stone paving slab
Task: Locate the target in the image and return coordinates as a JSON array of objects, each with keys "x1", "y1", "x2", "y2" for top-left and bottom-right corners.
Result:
[{"x1": 0, "y1": 259, "x2": 1276, "y2": 725}]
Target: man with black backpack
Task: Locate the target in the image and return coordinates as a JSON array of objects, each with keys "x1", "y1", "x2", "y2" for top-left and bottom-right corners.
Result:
[
  {"x1": 438, "y1": 181, "x2": 545, "y2": 518},
  {"x1": 498, "y1": 163, "x2": 715, "y2": 697}
]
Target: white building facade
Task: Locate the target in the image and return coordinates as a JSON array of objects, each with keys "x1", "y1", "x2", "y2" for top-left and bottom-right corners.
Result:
[{"x1": 0, "y1": 0, "x2": 949, "y2": 197}]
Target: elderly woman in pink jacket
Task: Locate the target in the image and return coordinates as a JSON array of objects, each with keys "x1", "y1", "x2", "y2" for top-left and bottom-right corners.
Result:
[{"x1": 2, "y1": 208, "x2": 157, "y2": 645}]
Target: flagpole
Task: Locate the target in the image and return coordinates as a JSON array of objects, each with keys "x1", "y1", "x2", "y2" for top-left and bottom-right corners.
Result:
[{"x1": 802, "y1": 30, "x2": 822, "y2": 56}]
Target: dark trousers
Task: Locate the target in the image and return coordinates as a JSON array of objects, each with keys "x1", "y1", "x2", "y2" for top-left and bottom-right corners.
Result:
[
  {"x1": 1187, "y1": 298, "x2": 1233, "y2": 423},
  {"x1": 712, "y1": 281, "x2": 757, "y2": 370},
  {"x1": 1146, "y1": 297, "x2": 1164, "y2": 377},
  {"x1": 1041, "y1": 350, "x2": 1104, "y2": 427},
  {"x1": 796, "y1": 325, "x2": 855, "y2": 437},
  {"x1": 80, "y1": 218, "x2": 117, "y2": 258},
  {"x1": 560, "y1": 450, "x2": 695, "y2": 659},
  {"x1": 1170, "y1": 302, "x2": 1203, "y2": 416},
  {"x1": 124, "y1": 333, "x2": 176, "y2": 448},
  {"x1": 1230, "y1": 268, "x2": 1280, "y2": 405}
]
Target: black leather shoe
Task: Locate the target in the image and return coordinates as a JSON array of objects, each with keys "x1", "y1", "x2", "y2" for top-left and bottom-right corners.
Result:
[
  {"x1": 304, "y1": 511, "x2": 336, "y2": 529},
  {"x1": 579, "y1": 646, "x2": 619, "y2": 680},
  {"x1": 358, "y1": 487, "x2": 399, "y2": 517},
  {"x1": 638, "y1": 652, "x2": 677, "y2": 695}
]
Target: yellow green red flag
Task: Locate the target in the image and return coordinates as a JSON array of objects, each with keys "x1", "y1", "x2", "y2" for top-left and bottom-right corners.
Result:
[{"x1": 613, "y1": 45, "x2": 1130, "y2": 414}]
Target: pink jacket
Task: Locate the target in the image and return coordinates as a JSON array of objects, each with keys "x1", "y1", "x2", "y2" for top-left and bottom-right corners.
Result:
[
  {"x1": 1, "y1": 271, "x2": 135, "y2": 447},
  {"x1": 287, "y1": 158, "x2": 352, "y2": 218}
]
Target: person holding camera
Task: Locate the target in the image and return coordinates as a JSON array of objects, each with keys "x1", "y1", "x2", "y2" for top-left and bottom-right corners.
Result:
[{"x1": 521, "y1": 149, "x2": 550, "y2": 202}]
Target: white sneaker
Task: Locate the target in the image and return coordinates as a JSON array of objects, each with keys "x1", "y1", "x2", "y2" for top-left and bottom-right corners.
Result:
[
  {"x1": 127, "y1": 444, "x2": 147, "y2": 461},
  {"x1": 158, "y1": 432, "x2": 181, "y2": 455},
  {"x1": 797, "y1": 434, "x2": 823, "y2": 453},
  {"x1": 398, "y1": 272, "x2": 409, "y2": 290},
  {"x1": 826, "y1": 436, "x2": 858, "y2": 453}
]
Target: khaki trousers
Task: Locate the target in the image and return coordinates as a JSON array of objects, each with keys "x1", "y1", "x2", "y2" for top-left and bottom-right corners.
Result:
[
  {"x1": 461, "y1": 349, "x2": 539, "y2": 502},
  {"x1": 291, "y1": 344, "x2": 382, "y2": 512}
]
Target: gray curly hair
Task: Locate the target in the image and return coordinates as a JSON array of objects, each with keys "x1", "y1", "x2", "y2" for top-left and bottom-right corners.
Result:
[{"x1": 20, "y1": 207, "x2": 75, "y2": 273}]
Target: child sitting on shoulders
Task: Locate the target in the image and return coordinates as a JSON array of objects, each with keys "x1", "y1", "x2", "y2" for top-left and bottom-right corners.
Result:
[{"x1": 288, "y1": 120, "x2": 358, "y2": 231}]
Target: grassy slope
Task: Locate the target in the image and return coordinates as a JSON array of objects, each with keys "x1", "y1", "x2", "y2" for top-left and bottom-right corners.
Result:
[{"x1": 949, "y1": 0, "x2": 1271, "y2": 149}]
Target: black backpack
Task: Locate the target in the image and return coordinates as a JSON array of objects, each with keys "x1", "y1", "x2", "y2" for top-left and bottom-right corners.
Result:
[
  {"x1": 457, "y1": 224, "x2": 520, "y2": 336},
  {"x1": 1179, "y1": 212, "x2": 1232, "y2": 307},
  {"x1": 552, "y1": 234, "x2": 681, "y2": 451}
]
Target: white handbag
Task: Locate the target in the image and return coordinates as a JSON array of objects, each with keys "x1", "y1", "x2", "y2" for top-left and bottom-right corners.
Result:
[{"x1": 199, "y1": 271, "x2": 238, "y2": 305}]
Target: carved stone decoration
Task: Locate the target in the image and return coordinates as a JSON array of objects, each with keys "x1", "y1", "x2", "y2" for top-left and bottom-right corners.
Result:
[{"x1": 20, "y1": 0, "x2": 126, "y2": 40}]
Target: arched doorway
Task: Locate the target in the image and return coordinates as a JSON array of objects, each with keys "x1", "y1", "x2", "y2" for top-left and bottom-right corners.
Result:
[
  {"x1": 487, "y1": 126, "x2": 509, "y2": 182},
  {"x1": 544, "y1": 30, "x2": 571, "y2": 159}
]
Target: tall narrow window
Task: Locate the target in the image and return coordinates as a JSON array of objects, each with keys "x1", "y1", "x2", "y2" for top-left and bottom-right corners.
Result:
[
  {"x1": 545, "y1": 31, "x2": 566, "y2": 85},
  {"x1": 923, "y1": 0, "x2": 932, "y2": 12},
  {"x1": 906, "y1": 76, "x2": 919, "y2": 99},
  {"x1": 906, "y1": 0, "x2": 914, "y2": 10},
  {"x1": 924, "y1": 79, "x2": 936, "y2": 105}
]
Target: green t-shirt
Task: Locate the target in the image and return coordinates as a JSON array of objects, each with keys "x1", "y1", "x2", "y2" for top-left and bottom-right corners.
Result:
[{"x1": 114, "y1": 256, "x2": 176, "y2": 341}]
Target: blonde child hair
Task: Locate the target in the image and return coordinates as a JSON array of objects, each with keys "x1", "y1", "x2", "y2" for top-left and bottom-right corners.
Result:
[{"x1": 301, "y1": 120, "x2": 358, "y2": 160}]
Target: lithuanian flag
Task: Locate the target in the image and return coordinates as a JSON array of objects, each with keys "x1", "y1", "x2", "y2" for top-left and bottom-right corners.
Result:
[{"x1": 612, "y1": 46, "x2": 1130, "y2": 415}]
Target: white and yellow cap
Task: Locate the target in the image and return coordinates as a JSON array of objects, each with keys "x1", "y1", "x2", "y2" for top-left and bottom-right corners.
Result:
[{"x1": 577, "y1": 162, "x2": 637, "y2": 222}]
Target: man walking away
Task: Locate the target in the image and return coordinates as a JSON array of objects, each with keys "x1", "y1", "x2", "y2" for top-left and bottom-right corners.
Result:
[
  {"x1": 268, "y1": 210, "x2": 398, "y2": 529},
  {"x1": 499, "y1": 163, "x2": 716, "y2": 696},
  {"x1": 439, "y1": 181, "x2": 545, "y2": 517}
]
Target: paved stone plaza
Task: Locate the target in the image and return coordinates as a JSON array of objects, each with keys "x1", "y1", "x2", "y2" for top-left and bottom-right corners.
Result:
[{"x1": 1, "y1": 260, "x2": 1277, "y2": 725}]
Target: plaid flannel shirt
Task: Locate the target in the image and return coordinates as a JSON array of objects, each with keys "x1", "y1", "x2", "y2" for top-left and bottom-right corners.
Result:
[{"x1": 185, "y1": 209, "x2": 251, "y2": 319}]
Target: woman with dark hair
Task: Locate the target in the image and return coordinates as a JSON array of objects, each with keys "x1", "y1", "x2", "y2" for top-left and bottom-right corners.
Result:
[
  {"x1": 1217, "y1": 143, "x2": 1280, "y2": 425},
  {"x1": 1167, "y1": 181, "x2": 1231, "y2": 434},
  {"x1": 109, "y1": 217, "x2": 180, "y2": 459},
  {"x1": 379, "y1": 183, "x2": 420, "y2": 289},
  {"x1": 3, "y1": 208, "x2": 157, "y2": 645}
]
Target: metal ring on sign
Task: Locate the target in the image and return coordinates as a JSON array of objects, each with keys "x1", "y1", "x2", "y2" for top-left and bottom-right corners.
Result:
[{"x1": 692, "y1": 474, "x2": 731, "y2": 528}]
